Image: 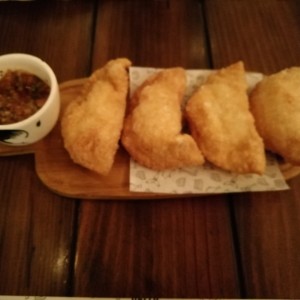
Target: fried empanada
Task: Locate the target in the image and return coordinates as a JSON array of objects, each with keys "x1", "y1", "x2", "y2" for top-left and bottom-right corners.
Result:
[
  {"x1": 250, "y1": 67, "x2": 300, "y2": 165},
  {"x1": 61, "y1": 58, "x2": 131, "y2": 175},
  {"x1": 185, "y1": 61, "x2": 266, "y2": 174},
  {"x1": 121, "y1": 67, "x2": 204, "y2": 170}
]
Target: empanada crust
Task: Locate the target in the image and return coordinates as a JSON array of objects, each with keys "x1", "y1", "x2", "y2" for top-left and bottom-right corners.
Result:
[
  {"x1": 122, "y1": 68, "x2": 204, "y2": 170},
  {"x1": 250, "y1": 67, "x2": 300, "y2": 165},
  {"x1": 61, "y1": 58, "x2": 131, "y2": 175},
  {"x1": 186, "y1": 61, "x2": 266, "y2": 174}
]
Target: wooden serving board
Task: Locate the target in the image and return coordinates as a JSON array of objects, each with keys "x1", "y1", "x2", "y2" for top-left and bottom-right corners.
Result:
[{"x1": 0, "y1": 79, "x2": 300, "y2": 200}]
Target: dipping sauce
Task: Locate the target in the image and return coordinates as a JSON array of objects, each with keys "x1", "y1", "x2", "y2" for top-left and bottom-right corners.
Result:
[{"x1": 0, "y1": 70, "x2": 50, "y2": 125}]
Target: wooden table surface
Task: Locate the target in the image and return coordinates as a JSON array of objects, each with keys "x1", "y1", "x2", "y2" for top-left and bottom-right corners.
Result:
[{"x1": 0, "y1": 0, "x2": 300, "y2": 298}]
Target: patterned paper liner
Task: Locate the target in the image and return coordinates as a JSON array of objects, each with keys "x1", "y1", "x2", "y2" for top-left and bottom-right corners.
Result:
[{"x1": 128, "y1": 67, "x2": 289, "y2": 194}]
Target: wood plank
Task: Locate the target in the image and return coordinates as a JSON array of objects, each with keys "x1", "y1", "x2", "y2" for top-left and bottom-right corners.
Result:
[
  {"x1": 91, "y1": 0, "x2": 209, "y2": 68},
  {"x1": 0, "y1": 1, "x2": 94, "y2": 295},
  {"x1": 75, "y1": 198, "x2": 238, "y2": 297},
  {"x1": 205, "y1": 0, "x2": 300, "y2": 298},
  {"x1": 204, "y1": 0, "x2": 300, "y2": 73},
  {"x1": 74, "y1": 0, "x2": 240, "y2": 297},
  {"x1": 0, "y1": 156, "x2": 76, "y2": 295},
  {"x1": 232, "y1": 181, "x2": 300, "y2": 298}
]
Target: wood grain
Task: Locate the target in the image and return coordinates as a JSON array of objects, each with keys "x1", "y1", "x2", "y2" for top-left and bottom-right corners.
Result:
[
  {"x1": 0, "y1": 0, "x2": 95, "y2": 295},
  {"x1": 205, "y1": 0, "x2": 300, "y2": 298},
  {"x1": 204, "y1": 0, "x2": 300, "y2": 74},
  {"x1": 91, "y1": 0, "x2": 209, "y2": 69},
  {"x1": 73, "y1": 0, "x2": 240, "y2": 297},
  {"x1": 75, "y1": 197, "x2": 238, "y2": 297}
]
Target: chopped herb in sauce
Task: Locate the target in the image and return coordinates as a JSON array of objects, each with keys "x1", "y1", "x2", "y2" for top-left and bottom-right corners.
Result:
[{"x1": 0, "y1": 70, "x2": 50, "y2": 125}]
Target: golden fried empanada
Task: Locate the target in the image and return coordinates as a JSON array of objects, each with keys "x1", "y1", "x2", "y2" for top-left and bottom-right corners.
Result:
[
  {"x1": 61, "y1": 58, "x2": 131, "y2": 175},
  {"x1": 121, "y1": 68, "x2": 204, "y2": 170},
  {"x1": 185, "y1": 61, "x2": 266, "y2": 174},
  {"x1": 250, "y1": 67, "x2": 300, "y2": 165}
]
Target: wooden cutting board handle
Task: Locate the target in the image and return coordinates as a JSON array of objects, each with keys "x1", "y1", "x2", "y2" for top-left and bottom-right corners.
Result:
[{"x1": 0, "y1": 141, "x2": 38, "y2": 156}]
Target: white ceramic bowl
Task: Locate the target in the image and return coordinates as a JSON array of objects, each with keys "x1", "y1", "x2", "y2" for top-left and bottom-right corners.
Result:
[{"x1": 0, "y1": 53, "x2": 60, "y2": 145}]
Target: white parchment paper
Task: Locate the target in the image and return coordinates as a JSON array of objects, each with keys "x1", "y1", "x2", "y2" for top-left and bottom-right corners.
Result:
[{"x1": 128, "y1": 67, "x2": 289, "y2": 194}]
